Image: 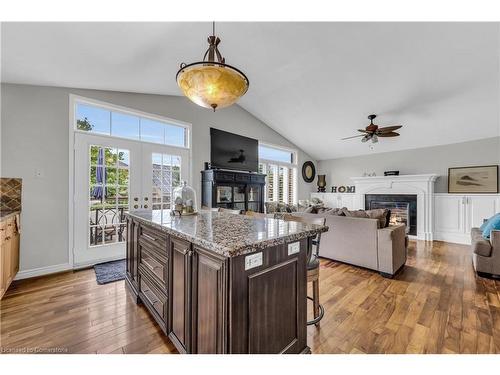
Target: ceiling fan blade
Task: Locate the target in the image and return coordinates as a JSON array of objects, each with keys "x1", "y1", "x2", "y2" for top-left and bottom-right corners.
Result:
[
  {"x1": 361, "y1": 134, "x2": 372, "y2": 143},
  {"x1": 341, "y1": 134, "x2": 365, "y2": 140},
  {"x1": 377, "y1": 125, "x2": 402, "y2": 133},
  {"x1": 377, "y1": 132, "x2": 400, "y2": 137},
  {"x1": 357, "y1": 129, "x2": 369, "y2": 133}
]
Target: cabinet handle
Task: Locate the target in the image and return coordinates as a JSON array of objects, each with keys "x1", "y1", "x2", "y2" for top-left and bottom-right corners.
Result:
[
  {"x1": 143, "y1": 256, "x2": 162, "y2": 273},
  {"x1": 142, "y1": 233, "x2": 157, "y2": 242},
  {"x1": 143, "y1": 288, "x2": 159, "y2": 306}
]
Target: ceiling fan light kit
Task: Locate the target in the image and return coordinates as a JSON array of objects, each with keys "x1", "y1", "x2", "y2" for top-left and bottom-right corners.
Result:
[
  {"x1": 176, "y1": 22, "x2": 249, "y2": 111},
  {"x1": 341, "y1": 114, "x2": 402, "y2": 144}
]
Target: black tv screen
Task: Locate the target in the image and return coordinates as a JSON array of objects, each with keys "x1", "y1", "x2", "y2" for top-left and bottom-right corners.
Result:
[{"x1": 210, "y1": 128, "x2": 259, "y2": 172}]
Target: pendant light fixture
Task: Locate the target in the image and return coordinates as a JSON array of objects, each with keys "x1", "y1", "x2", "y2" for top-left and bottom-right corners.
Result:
[{"x1": 176, "y1": 22, "x2": 249, "y2": 111}]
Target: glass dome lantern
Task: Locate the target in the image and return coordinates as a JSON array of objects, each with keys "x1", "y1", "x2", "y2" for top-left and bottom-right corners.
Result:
[{"x1": 172, "y1": 181, "x2": 198, "y2": 216}]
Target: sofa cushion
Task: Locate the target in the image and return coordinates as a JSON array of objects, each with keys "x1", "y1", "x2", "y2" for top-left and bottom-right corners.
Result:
[
  {"x1": 326, "y1": 208, "x2": 344, "y2": 216},
  {"x1": 471, "y1": 228, "x2": 492, "y2": 257},
  {"x1": 341, "y1": 208, "x2": 369, "y2": 218},
  {"x1": 481, "y1": 213, "x2": 500, "y2": 239}
]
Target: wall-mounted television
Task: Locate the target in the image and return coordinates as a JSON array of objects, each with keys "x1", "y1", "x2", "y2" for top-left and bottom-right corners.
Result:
[{"x1": 210, "y1": 128, "x2": 259, "y2": 172}]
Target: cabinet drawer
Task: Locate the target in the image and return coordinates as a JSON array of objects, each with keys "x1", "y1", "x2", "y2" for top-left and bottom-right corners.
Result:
[
  {"x1": 140, "y1": 245, "x2": 168, "y2": 286},
  {"x1": 139, "y1": 273, "x2": 168, "y2": 323},
  {"x1": 171, "y1": 237, "x2": 191, "y2": 254},
  {"x1": 139, "y1": 224, "x2": 167, "y2": 252}
]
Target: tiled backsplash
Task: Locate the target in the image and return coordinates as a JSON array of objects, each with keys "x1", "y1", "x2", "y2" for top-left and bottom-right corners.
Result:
[{"x1": 0, "y1": 178, "x2": 22, "y2": 212}]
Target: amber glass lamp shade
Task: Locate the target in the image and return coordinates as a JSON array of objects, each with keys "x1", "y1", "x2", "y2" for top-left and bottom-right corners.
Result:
[{"x1": 176, "y1": 62, "x2": 249, "y2": 111}]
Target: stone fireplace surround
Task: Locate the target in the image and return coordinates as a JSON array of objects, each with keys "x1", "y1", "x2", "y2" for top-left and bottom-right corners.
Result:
[{"x1": 351, "y1": 174, "x2": 439, "y2": 241}]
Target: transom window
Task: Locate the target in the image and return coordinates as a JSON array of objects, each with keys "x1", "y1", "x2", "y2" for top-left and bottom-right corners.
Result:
[
  {"x1": 76, "y1": 102, "x2": 189, "y2": 148},
  {"x1": 258, "y1": 144, "x2": 297, "y2": 205}
]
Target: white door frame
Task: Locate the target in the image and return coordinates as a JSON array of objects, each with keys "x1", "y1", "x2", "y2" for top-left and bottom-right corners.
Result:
[{"x1": 68, "y1": 94, "x2": 192, "y2": 269}]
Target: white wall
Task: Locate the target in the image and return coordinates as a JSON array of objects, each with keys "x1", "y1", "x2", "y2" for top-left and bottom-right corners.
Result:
[
  {"x1": 1, "y1": 83, "x2": 317, "y2": 275},
  {"x1": 318, "y1": 137, "x2": 500, "y2": 193}
]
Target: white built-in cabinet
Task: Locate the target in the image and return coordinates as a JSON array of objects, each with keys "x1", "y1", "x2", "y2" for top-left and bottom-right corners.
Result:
[{"x1": 434, "y1": 194, "x2": 500, "y2": 244}]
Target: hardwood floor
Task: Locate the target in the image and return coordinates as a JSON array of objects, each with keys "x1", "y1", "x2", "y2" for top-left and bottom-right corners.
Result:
[{"x1": 1, "y1": 240, "x2": 499, "y2": 354}]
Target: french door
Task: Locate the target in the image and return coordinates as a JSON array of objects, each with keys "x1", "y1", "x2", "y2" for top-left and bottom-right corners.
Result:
[{"x1": 74, "y1": 133, "x2": 189, "y2": 267}]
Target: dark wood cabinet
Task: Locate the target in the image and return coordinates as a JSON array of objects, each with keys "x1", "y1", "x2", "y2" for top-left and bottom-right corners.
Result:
[
  {"x1": 125, "y1": 218, "x2": 139, "y2": 294},
  {"x1": 228, "y1": 239, "x2": 308, "y2": 354},
  {"x1": 126, "y1": 216, "x2": 311, "y2": 354},
  {"x1": 169, "y1": 237, "x2": 192, "y2": 353},
  {"x1": 201, "y1": 169, "x2": 266, "y2": 213},
  {"x1": 191, "y1": 246, "x2": 228, "y2": 354}
]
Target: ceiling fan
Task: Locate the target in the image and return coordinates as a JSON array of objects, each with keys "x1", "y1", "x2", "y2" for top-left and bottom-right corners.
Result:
[{"x1": 341, "y1": 114, "x2": 402, "y2": 143}]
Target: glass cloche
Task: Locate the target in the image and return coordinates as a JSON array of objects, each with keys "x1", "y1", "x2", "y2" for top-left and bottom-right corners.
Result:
[{"x1": 172, "y1": 181, "x2": 198, "y2": 216}]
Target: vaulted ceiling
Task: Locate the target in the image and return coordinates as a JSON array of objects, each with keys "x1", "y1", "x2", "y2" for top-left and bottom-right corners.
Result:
[{"x1": 2, "y1": 22, "x2": 499, "y2": 160}]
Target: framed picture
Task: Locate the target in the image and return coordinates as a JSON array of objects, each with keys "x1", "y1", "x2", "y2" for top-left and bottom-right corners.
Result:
[
  {"x1": 301, "y1": 161, "x2": 316, "y2": 183},
  {"x1": 448, "y1": 165, "x2": 499, "y2": 194}
]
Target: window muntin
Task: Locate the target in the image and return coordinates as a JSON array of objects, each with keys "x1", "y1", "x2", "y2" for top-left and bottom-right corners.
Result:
[
  {"x1": 89, "y1": 145, "x2": 129, "y2": 247},
  {"x1": 259, "y1": 143, "x2": 297, "y2": 205},
  {"x1": 259, "y1": 161, "x2": 297, "y2": 205},
  {"x1": 151, "y1": 153, "x2": 182, "y2": 210},
  {"x1": 75, "y1": 102, "x2": 188, "y2": 148}
]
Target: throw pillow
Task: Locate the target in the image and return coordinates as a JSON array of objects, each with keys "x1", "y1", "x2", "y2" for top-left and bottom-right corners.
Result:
[
  {"x1": 303, "y1": 206, "x2": 314, "y2": 213},
  {"x1": 479, "y1": 215, "x2": 495, "y2": 231},
  {"x1": 482, "y1": 213, "x2": 500, "y2": 239},
  {"x1": 385, "y1": 210, "x2": 392, "y2": 228},
  {"x1": 265, "y1": 201, "x2": 278, "y2": 214},
  {"x1": 365, "y1": 208, "x2": 389, "y2": 228},
  {"x1": 326, "y1": 208, "x2": 343, "y2": 216},
  {"x1": 342, "y1": 208, "x2": 369, "y2": 218}
]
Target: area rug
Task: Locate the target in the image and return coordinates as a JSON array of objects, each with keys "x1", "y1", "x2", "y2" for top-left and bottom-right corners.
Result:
[{"x1": 94, "y1": 259, "x2": 126, "y2": 285}]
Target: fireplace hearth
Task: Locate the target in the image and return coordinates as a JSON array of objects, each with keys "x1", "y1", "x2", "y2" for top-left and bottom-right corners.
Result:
[{"x1": 365, "y1": 194, "x2": 417, "y2": 235}]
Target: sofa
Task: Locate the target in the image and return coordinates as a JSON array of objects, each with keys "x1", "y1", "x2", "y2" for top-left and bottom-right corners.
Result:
[
  {"x1": 291, "y1": 211, "x2": 407, "y2": 277},
  {"x1": 471, "y1": 227, "x2": 500, "y2": 277}
]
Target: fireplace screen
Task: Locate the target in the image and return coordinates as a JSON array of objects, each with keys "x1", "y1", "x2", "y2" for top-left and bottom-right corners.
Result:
[
  {"x1": 370, "y1": 201, "x2": 410, "y2": 232},
  {"x1": 365, "y1": 194, "x2": 417, "y2": 235}
]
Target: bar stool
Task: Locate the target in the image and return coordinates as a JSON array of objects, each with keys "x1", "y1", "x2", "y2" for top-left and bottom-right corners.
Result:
[{"x1": 282, "y1": 214, "x2": 326, "y2": 326}]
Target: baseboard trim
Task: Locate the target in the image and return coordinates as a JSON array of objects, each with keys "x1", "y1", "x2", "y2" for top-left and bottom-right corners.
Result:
[
  {"x1": 73, "y1": 255, "x2": 125, "y2": 270},
  {"x1": 14, "y1": 263, "x2": 73, "y2": 280}
]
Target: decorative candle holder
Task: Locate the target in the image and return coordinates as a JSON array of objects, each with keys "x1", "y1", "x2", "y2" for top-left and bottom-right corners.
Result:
[{"x1": 317, "y1": 175, "x2": 326, "y2": 192}]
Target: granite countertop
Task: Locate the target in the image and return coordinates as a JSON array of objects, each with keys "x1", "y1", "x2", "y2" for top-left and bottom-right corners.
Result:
[
  {"x1": 0, "y1": 210, "x2": 20, "y2": 222},
  {"x1": 127, "y1": 209, "x2": 328, "y2": 257}
]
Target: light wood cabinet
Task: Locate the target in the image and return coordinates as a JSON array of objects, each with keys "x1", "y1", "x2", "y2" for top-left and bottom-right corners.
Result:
[
  {"x1": 434, "y1": 194, "x2": 500, "y2": 244},
  {"x1": 0, "y1": 215, "x2": 20, "y2": 299}
]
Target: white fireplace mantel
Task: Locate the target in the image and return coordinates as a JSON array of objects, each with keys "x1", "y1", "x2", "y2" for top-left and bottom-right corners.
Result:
[{"x1": 350, "y1": 174, "x2": 439, "y2": 241}]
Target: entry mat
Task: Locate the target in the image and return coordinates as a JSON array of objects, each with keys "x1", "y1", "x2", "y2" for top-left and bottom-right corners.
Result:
[{"x1": 94, "y1": 259, "x2": 126, "y2": 285}]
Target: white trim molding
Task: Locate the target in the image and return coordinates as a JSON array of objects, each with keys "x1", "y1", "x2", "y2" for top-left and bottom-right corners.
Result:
[
  {"x1": 15, "y1": 263, "x2": 73, "y2": 280},
  {"x1": 351, "y1": 174, "x2": 439, "y2": 241}
]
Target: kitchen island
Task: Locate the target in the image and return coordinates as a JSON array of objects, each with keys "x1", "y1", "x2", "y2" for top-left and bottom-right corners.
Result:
[{"x1": 125, "y1": 209, "x2": 328, "y2": 354}]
